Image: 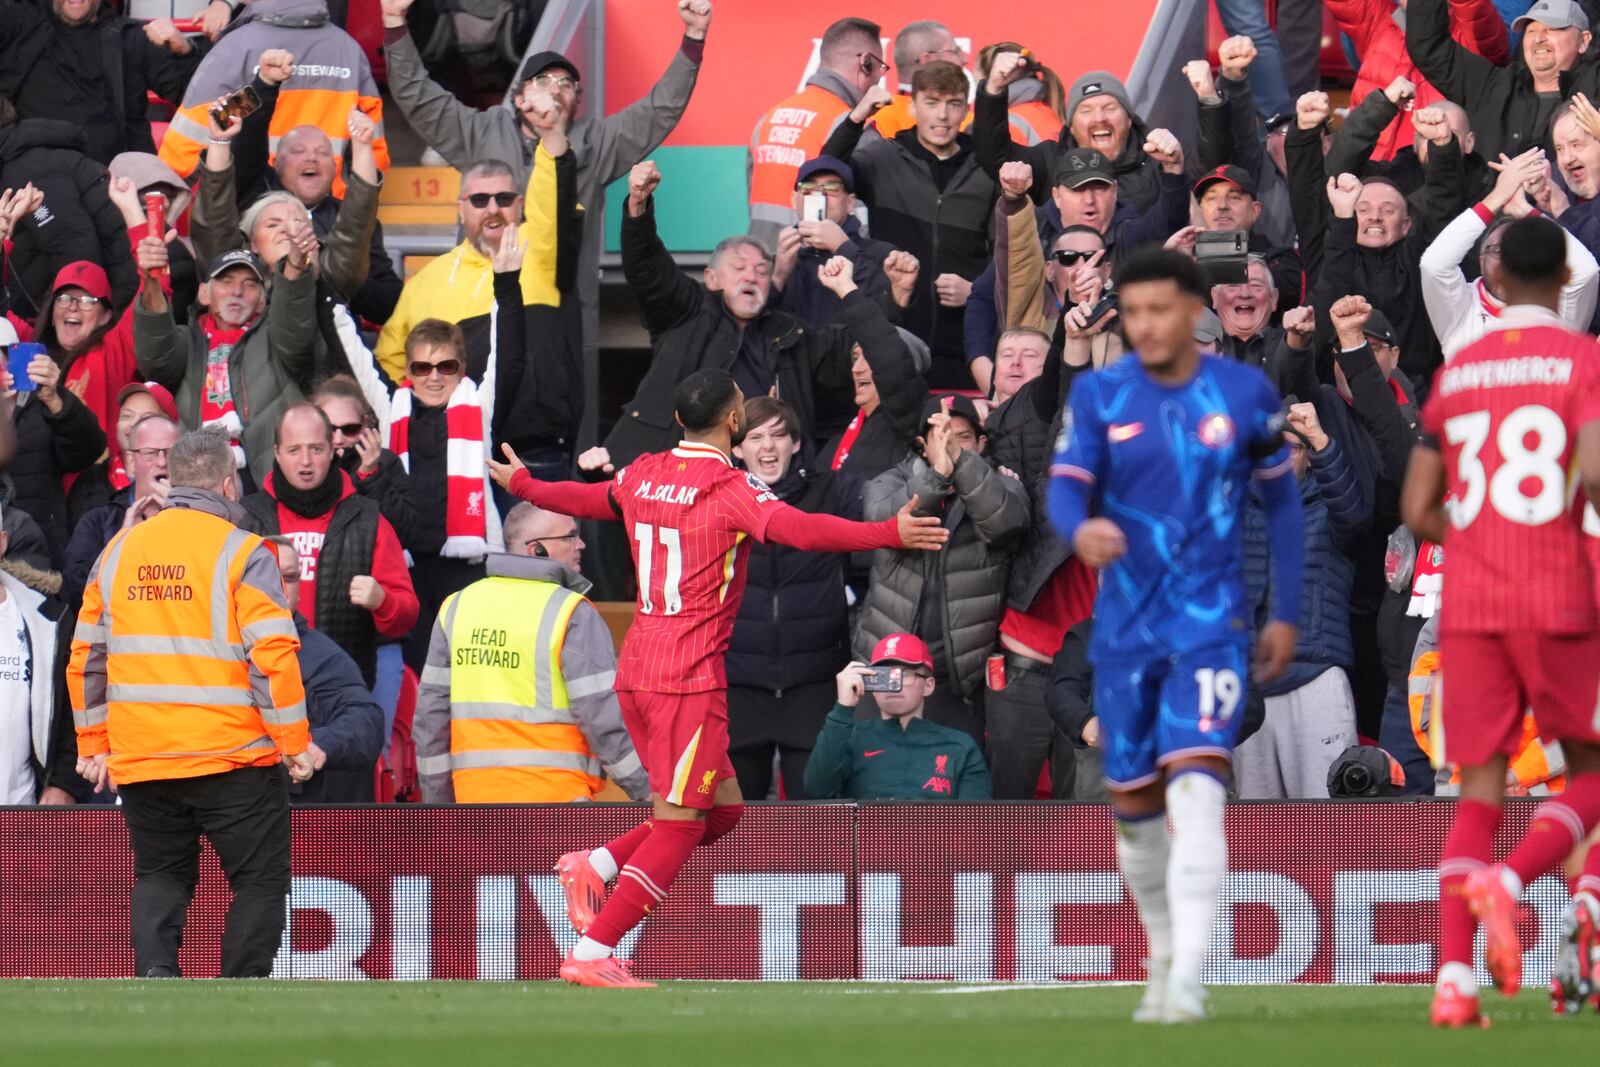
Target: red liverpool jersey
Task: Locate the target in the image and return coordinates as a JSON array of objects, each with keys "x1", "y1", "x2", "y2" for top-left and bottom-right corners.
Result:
[
  {"x1": 611, "y1": 441, "x2": 785, "y2": 693},
  {"x1": 1422, "y1": 309, "x2": 1600, "y2": 634}
]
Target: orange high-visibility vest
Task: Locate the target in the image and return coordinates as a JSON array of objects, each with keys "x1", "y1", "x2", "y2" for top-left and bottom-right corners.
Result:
[
  {"x1": 749, "y1": 83, "x2": 854, "y2": 234},
  {"x1": 69, "y1": 505, "x2": 308, "y2": 785},
  {"x1": 1409, "y1": 646, "x2": 1566, "y2": 795},
  {"x1": 1006, "y1": 99, "x2": 1063, "y2": 146}
]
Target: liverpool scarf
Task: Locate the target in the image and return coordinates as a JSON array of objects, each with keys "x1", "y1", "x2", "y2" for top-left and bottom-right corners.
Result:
[{"x1": 388, "y1": 377, "x2": 502, "y2": 560}]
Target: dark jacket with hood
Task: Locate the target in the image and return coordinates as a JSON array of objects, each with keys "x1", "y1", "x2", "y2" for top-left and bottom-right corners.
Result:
[
  {"x1": 0, "y1": 119, "x2": 137, "y2": 317},
  {"x1": 0, "y1": 0, "x2": 205, "y2": 164},
  {"x1": 288, "y1": 613, "x2": 386, "y2": 804},
  {"x1": 972, "y1": 82, "x2": 1166, "y2": 216},
  {"x1": 607, "y1": 198, "x2": 872, "y2": 468},
  {"x1": 8, "y1": 387, "x2": 106, "y2": 569},
  {"x1": 726, "y1": 463, "x2": 862, "y2": 693},
  {"x1": 773, "y1": 216, "x2": 898, "y2": 330},
  {"x1": 1406, "y1": 0, "x2": 1600, "y2": 163},
  {"x1": 242, "y1": 471, "x2": 387, "y2": 687},
  {"x1": 819, "y1": 123, "x2": 997, "y2": 363}
]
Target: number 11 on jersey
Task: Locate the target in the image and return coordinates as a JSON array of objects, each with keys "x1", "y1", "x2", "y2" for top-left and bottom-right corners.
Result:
[{"x1": 634, "y1": 522, "x2": 683, "y2": 615}]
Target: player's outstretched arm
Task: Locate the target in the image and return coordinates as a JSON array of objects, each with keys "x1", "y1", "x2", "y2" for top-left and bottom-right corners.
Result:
[
  {"x1": 486, "y1": 443, "x2": 619, "y2": 522},
  {"x1": 1045, "y1": 465, "x2": 1125, "y2": 568},
  {"x1": 1254, "y1": 464, "x2": 1305, "y2": 683},
  {"x1": 761, "y1": 498, "x2": 948, "y2": 552},
  {"x1": 1399, "y1": 441, "x2": 1450, "y2": 546}
]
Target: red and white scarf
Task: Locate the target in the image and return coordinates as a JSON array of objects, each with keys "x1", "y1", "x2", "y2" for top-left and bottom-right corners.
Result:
[{"x1": 388, "y1": 377, "x2": 502, "y2": 560}]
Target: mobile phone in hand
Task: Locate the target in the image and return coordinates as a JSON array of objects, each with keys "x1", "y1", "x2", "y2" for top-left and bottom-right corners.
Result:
[
  {"x1": 862, "y1": 666, "x2": 903, "y2": 693},
  {"x1": 210, "y1": 84, "x2": 262, "y2": 128},
  {"x1": 802, "y1": 193, "x2": 827, "y2": 223}
]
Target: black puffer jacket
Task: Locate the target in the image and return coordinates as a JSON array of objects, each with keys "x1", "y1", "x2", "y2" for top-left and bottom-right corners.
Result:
[
  {"x1": 853, "y1": 449, "x2": 1029, "y2": 697},
  {"x1": 972, "y1": 83, "x2": 1165, "y2": 215},
  {"x1": 726, "y1": 464, "x2": 862, "y2": 693},
  {"x1": 8, "y1": 389, "x2": 106, "y2": 568},
  {"x1": 1406, "y1": 0, "x2": 1600, "y2": 163},
  {"x1": 819, "y1": 124, "x2": 997, "y2": 365},
  {"x1": 0, "y1": 0, "x2": 204, "y2": 164},
  {"x1": 985, "y1": 318, "x2": 1089, "y2": 612},
  {"x1": 607, "y1": 199, "x2": 870, "y2": 468},
  {"x1": 0, "y1": 120, "x2": 137, "y2": 317}
]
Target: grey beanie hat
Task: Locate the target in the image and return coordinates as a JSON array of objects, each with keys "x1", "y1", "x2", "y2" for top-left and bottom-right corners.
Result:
[{"x1": 1066, "y1": 71, "x2": 1134, "y2": 118}]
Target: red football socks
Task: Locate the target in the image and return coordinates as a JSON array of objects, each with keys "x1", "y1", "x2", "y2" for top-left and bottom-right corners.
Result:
[
  {"x1": 602, "y1": 820, "x2": 655, "y2": 870},
  {"x1": 1505, "y1": 774, "x2": 1600, "y2": 888},
  {"x1": 585, "y1": 818, "x2": 706, "y2": 949},
  {"x1": 702, "y1": 803, "x2": 744, "y2": 846},
  {"x1": 1579, "y1": 835, "x2": 1600, "y2": 903},
  {"x1": 1439, "y1": 799, "x2": 1500, "y2": 967}
]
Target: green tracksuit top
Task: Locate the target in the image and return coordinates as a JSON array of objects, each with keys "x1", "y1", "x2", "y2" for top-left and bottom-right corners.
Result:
[{"x1": 802, "y1": 704, "x2": 993, "y2": 800}]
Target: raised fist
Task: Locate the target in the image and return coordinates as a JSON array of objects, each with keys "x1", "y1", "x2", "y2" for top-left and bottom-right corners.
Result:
[
  {"x1": 986, "y1": 50, "x2": 1030, "y2": 95},
  {"x1": 1328, "y1": 294, "x2": 1373, "y2": 344},
  {"x1": 1286, "y1": 401, "x2": 1328, "y2": 451},
  {"x1": 883, "y1": 251, "x2": 919, "y2": 305},
  {"x1": 1384, "y1": 76, "x2": 1416, "y2": 109},
  {"x1": 817, "y1": 255, "x2": 857, "y2": 297},
  {"x1": 1218, "y1": 35, "x2": 1257, "y2": 81},
  {"x1": 852, "y1": 84, "x2": 893, "y2": 123},
  {"x1": 628, "y1": 161, "x2": 662, "y2": 206},
  {"x1": 1297, "y1": 91, "x2": 1331, "y2": 130},
  {"x1": 1143, "y1": 128, "x2": 1184, "y2": 173},
  {"x1": 998, "y1": 161, "x2": 1034, "y2": 201},
  {"x1": 380, "y1": 0, "x2": 415, "y2": 29},
  {"x1": 1326, "y1": 172, "x2": 1362, "y2": 218},
  {"x1": 347, "y1": 108, "x2": 377, "y2": 146},
  {"x1": 259, "y1": 49, "x2": 296, "y2": 87},
  {"x1": 1183, "y1": 59, "x2": 1218, "y2": 100},
  {"x1": 678, "y1": 0, "x2": 712, "y2": 39},
  {"x1": 1410, "y1": 107, "x2": 1451, "y2": 145}
]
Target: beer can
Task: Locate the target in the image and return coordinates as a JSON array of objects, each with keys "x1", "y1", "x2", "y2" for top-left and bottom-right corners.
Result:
[{"x1": 986, "y1": 653, "x2": 1006, "y2": 692}]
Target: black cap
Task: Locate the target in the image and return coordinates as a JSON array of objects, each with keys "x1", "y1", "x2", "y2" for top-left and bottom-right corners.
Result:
[
  {"x1": 1193, "y1": 164, "x2": 1258, "y2": 200},
  {"x1": 516, "y1": 51, "x2": 581, "y2": 88},
  {"x1": 1363, "y1": 308, "x2": 1397, "y2": 347},
  {"x1": 796, "y1": 155, "x2": 854, "y2": 193},
  {"x1": 1052, "y1": 148, "x2": 1116, "y2": 190},
  {"x1": 919, "y1": 393, "x2": 984, "y2": 433},
  {"x1": 206, "y1": 248, "x2": 267, "y2": 283}
]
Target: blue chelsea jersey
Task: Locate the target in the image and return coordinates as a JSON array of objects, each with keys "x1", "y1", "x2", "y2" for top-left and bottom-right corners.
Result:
[{"x1": 1050, "y1": 354, "x2": 1290, "y2": 665}]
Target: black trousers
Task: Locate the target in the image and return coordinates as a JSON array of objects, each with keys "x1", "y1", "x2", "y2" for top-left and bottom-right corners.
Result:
[
  {"x1": 404, "y1": 554, "x2": 486, "y2": 674},
  {"x1": 728, "y1": 680, "x2": 835, "y2": 799},
  {"x1": 118, "y1": 765, "x2": 292, "y2": 978},
  {"x1": 983, "y1": 661, "x2": 1078, "y2": 800}
]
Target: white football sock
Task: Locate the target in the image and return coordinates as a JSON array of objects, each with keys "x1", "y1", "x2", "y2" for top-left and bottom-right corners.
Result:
[
  {"x1": 589, "y1": 847, "x2": 619, "y2": 883},
  {"x1": 571, "y1": 936, "x2": 613, "y2": 962},
  {"x1": 1436, "y1": 960, "x2": 1476, "y2": 994},
  {"x1": 1116, "y1": 812, "x2": 1173, "y2": 966},
  {"x1": 1166, "y1": 771, "x2": 1228, "y2": 987}
]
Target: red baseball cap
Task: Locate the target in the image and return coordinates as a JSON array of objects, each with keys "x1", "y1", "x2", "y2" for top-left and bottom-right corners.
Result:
[
  {"x1": 116, "y1": 380, "x2": 179, "y2": 422},
  {"x1": 870, "y1": 633, "x2": 935, "y2": 673},
  {"x1": 50, "y1": 261, "x2": 112, "y2": 304}
]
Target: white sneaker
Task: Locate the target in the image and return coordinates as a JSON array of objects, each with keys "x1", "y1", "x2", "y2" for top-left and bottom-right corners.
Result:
[
  {"x1": 1161, "y1": 977, "x2": 1208, "y2": 1023},
  {"x1": 1132, "y1": 958, "x2": 1170, "y2": 1023}
]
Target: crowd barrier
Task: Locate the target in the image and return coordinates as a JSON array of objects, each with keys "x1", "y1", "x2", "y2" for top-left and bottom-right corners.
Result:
[{"x1": 0, "y1": 801, "x2": 1566, "y2": 983}]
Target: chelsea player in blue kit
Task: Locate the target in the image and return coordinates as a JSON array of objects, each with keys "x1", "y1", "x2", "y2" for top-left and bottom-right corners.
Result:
[{"x1": 1047, "y1": 252, "x2": 1305, "y2": 1023}]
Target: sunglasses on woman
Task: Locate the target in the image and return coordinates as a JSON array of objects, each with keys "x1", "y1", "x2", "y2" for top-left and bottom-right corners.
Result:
[
  {"x1": 409, "y1": 359, "x2": 462, "y2": 379},
  {"x1": 461, "y1": 192, "x2": 519, "y2": 209}
]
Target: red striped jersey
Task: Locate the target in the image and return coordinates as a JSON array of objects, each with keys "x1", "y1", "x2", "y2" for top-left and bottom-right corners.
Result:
[
  {"x1": 1421, "y1": 309, "x2": 1600, "y2": 634},
  {"x1": 610, "y1": 441, "x2": 784, "y2": 693}
]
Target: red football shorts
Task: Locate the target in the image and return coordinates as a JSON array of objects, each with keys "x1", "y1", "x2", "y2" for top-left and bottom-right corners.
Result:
[
  {"x1": 1437, "y1": 630, "x2": 1600, "y2": 767},
  {"x1": 618, "y1": 689, "x2": 734, "y2": 810}
]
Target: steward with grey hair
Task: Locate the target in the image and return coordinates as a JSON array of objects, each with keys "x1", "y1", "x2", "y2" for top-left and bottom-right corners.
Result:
[{"x1": 605, "y1": 161, "x2": 895, "y2": 467}]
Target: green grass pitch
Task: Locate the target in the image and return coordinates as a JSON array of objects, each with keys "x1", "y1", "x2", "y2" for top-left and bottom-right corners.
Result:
[{"x1": 3, "y1": 981, "x2": 1598, "y2": 1065}]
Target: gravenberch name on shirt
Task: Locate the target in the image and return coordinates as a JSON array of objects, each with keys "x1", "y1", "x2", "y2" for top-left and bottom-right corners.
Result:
[{"x1": 1436, "y1": 355, "x2": 1574, "y2": 397}]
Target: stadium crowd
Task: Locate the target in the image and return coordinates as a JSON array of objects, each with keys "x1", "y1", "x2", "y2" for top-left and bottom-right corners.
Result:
[{"x1": 3, "y1": 0, "x2": 1600, "y2": 815}]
